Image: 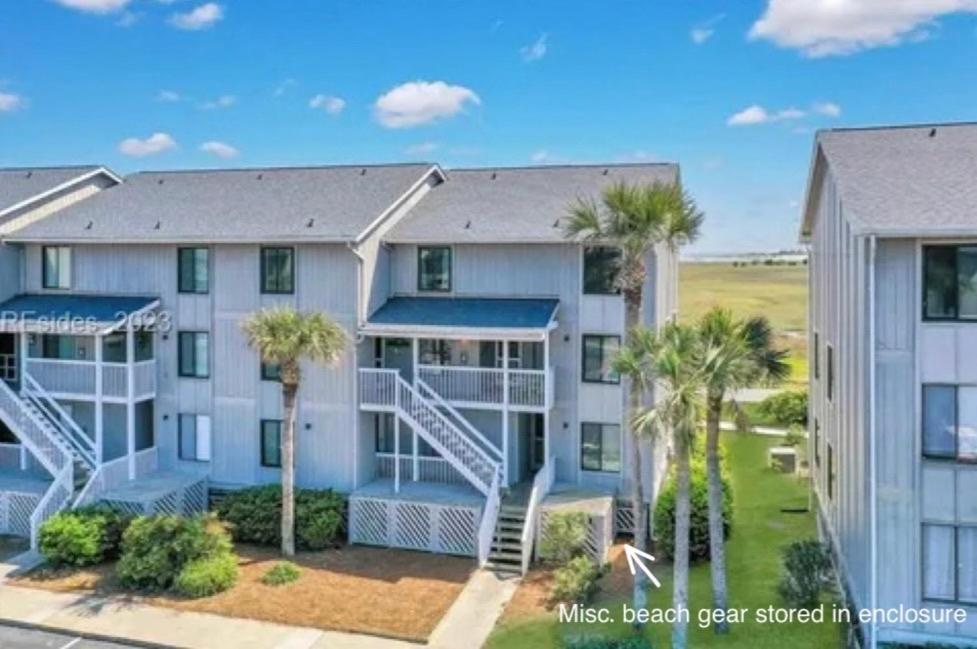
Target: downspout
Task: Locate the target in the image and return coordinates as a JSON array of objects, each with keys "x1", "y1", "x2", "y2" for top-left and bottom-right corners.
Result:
[
  {"x1": 868, "y1": 235, "x2": 878, "y2": 649},
  {"x1": 348, "y1": 241, "x2": 366, "y2": 490}
]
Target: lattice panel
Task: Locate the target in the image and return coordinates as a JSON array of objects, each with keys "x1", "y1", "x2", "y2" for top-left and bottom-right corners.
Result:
[
  {"x1": 182, "y1": 480, "x2": 208, "y2": 513},
  {"x1": 435, "y1": 506, "x2": 477, "y2": 556},
  {"x1": 5, "y1": 492, "x2": 39, "y2": 538},
  {"x1": 615, "y1": 500, "x2": 635, "y2": 536},
  {"x1": 349, "y1": 498, "x2": 390, "y2": 546},
  {"x1": 151, "y1": 492, "x2": 180, "y2": 515},
  {"x1": 393, "y1": 503, "x2": 431, "y2": 550},
  {"x1": 101, "y1": 499, "x2": 148, "y2": 517}
]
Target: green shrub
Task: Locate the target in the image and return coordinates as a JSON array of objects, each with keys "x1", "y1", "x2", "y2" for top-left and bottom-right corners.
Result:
[
  {"x1": 215, "y1": 486, "x2": 345, "y2": 550},
  {"x1": 784, "y1": 424, "x2": 806, "y2": 448},
  {"x1": 653, "y1": 449, "x2": 733, "y2": 561},
  {"x1": 757, "y1": 391, "x2": 808, "y2": 427},
  {"x1": 778, "y1": 539, "x2": 832, "y2": 609},
  {"x1": 539, "y1": 512, "x2": 589, "y2": 565},
  {"x1": 175, "y1": 553, "x2": 239, "y2": 598},
  {"x1": 117, "y1": 514, "x2": 233, "y2": 591},
  {"x1": 38, "y1": 507, "x2": 132, "y2": 567},
  {"x1": 564, "y1": 637, "x2": 652, "y2": 649},
  {"x1": 552, "y1": 556, "x2": 603, "y2": 604},
  {"x1": 262, "y1": 561, "x2": 301, "y2": 586}
]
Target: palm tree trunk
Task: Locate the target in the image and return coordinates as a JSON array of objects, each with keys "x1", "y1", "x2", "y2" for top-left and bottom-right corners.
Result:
[
  {"x1": 706, "y1": 391, "x2": 729, "y2": 634},
  {"x1": 624, "y1": 294, "x2": 648, "y2": 622},
  {"x1": 281, "y1": 382, "x2": 298, "y2": 557},
  {"x1": 673, "y1": 432, "x2": 691, "y2": 649}
]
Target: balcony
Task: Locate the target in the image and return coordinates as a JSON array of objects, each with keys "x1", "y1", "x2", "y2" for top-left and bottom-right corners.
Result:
[
  {"x1": 417, "y1": 365, "x2": 551, "y2": 411},
  {"x1": 25, "y1": 359, "x2": 157, "y2": 402}
]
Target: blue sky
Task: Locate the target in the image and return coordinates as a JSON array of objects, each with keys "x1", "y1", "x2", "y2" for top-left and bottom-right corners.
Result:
[{"x1": 2, "y1": 1, "x2": 977, "y2": 253}]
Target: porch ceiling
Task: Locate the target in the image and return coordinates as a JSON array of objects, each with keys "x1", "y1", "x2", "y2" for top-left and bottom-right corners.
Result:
[
  {"x1": 0, "y1": 294, "x2": 159, "y2": 333},
  {"x1": 362, "y1": 296, "x2": 558, "y2": 340}
]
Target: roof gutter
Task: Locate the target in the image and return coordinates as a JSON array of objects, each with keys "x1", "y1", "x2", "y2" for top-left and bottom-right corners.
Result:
[{"x1": 868, "y1": 234, "x2": 878, "y2": 649}]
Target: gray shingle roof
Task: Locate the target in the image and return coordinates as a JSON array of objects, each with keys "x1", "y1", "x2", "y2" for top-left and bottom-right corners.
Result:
[
  {"x1": 385, "y1": 163, "x2": 680, "y2": 243},
  {"x1": 0, "y1": 166, "x2": 101, "y2": 213},
  {"x1": 810, "y1": 123, "x2": 977, "y2": 237},
  {"x1": 7, "y1": 164, "x2": 438, "y2": 243}
]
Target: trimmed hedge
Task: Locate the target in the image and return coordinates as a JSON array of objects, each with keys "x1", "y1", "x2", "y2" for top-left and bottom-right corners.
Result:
[
  {"x1": 552, "y1": 555, "x2": 604, "y2": 604},
  {"x1": 756, "y1": 390, "x2": 808, "y2": 427},
  {"x1": 175, "y1": 553, "x2": 239, "y2": 598},
  {"x1": 539, "y1": 512, "x2": 589, "y2": 565},
  {"x1": 38, "y1": 507, "x2": 132, "y2": 567},
  {"x1": 215, "y1": 485, "x2": 345, "y2": 551}
]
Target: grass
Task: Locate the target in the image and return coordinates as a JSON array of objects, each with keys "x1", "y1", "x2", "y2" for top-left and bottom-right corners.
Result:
[{"x1": 486, "y1": 433, "x2": 843, "y2": 649}]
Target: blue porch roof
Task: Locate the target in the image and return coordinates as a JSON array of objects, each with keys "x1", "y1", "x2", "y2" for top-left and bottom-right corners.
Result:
[
  {"x1": 367, "y1": 296, "x2": 559, "y2": 330},
  {"x1": 0, "y1": 294, "x2": 158, "y2": 324}
]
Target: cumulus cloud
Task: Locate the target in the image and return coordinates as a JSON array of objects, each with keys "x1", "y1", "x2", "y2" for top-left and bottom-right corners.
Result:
[
  {"x1": 274, "y1": 78, "x2": 296, "y2": 97},
  {"x1": 199, "y1": 140, "x2": 238, "y2": 158},
  {"x1": 0, "y1": 93, "x2": 25, "y2": 113},
  {"x1": 53, "y1": 0, "x2": 130, "y2": 13},
  {"x1": 813, "y1": 101, "x2": 842, "y2": 117},
  {"x1": 118, "y1": 132, "x2": 177, "y2": 156},
  {"x1": 169, "y1": 2, "x2": 223, "y2": 30},
  {"x1": 749, "y1": 0, "x2": 977, "y2": 57},
  {"x1": 309, "y1": 94, "x2": 346, "y2": 115},
  {"x1": 727, "y1": 104, "x2": 809, "y2": 126},
  {"x1": 520, "y1": 33, "x2": 548, "y2": 61},
  {"x1": 691, "y1": 14, "x2": 725, "y2": 44},
  {"x1": 156, "y1": 90, "x2": 181, "y2": 102},
  {"x1": 200, "y1": 95, "x2": 235, "y2": 110},
  {"x1": 374, "y1": 80, "x2": 481, "y2": 129},
  {"x1": 406, "y1": 142, "x2": 439, "y2": 156}
]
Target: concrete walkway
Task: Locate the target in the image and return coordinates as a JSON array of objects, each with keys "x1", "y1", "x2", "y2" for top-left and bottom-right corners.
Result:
[{"x1": 0, "y1": 552, "x2": 516, "y2": 649}]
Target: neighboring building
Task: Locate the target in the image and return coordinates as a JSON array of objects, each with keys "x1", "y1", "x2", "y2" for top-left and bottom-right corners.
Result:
[
  {"x1": 0, "y1": 162, "x2": 679, "y2": 573},
  {"x1": 803, "y1": 123, "x2": 977, "y2": 646}
]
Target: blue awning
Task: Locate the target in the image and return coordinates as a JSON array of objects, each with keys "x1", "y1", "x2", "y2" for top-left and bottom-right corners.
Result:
[
  {"x1": 0, "y1": 294, "x2": 159, "y2": 332},
  {"x1": 367, "y1": 296, "x2": 559, "y2": 333}
]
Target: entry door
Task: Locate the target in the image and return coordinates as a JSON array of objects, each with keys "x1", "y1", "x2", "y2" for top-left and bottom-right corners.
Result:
[
  {"x1": 523, "y1": 413, "x2": 545, "y2": 473},
  {"x1": 0, "y1": 333, "x2": 17, "y2": 389},
  {"x1": 382, "y1": 338, "x2": 413, "y2": 381}
]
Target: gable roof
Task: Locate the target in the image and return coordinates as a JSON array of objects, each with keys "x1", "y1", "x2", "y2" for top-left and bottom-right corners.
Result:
[
  {"x1": 0, "y1": 166, "x2": 117, "y2": 216},
  {"x1": 385, "y1": 163, "x2": 680, "y2": 244},
  {"x1": 6, "y1": 164, "x2": 441, "y2": 244},
  {"x1": 801, "y1": 123, "x2": 977, "y2": 239}
]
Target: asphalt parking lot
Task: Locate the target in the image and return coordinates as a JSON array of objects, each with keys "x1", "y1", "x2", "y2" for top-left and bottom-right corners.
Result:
[{"x1": 0, "y1": 624, "x2": 153, "y2": 649}]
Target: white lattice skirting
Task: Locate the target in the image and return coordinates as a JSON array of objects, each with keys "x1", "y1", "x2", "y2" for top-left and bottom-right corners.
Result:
[
  {"x1": 0, "y1": 491, "x2": 41, "y2": 538},
  {"x1": 348, "y1": 496, "x2": 481, "y2": 557},
  {"x1": 102, "y1": 479, "x2": 209, "y2": 517}
]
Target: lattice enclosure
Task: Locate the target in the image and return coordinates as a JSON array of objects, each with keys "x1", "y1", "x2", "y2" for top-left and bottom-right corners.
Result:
[
  {"x1": 0, "y1": 491, "x2": 40, "y2": 538},
  {"x1": 101, "y1": 478, "x2": 208, "y2": 518},
  {"x1": 615, "y1": 500, "x2": 635, "y2": 536},
  {"x1": 349, "y1": 498, "x2": 390, "y2": 546},
  {"x1": 349, "y1": 496, "x2": 479, "y2": 557}
]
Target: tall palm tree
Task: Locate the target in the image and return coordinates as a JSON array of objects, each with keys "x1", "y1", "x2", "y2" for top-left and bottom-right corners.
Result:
[
  {"x1": 697, "y1": 308, "x2": 789, "y2": 633},
  {"x1": 564, "y1": 180, "x2": 703, "y2": 615},
  {"x1": 617, "y1": 323, "x2": 705, "y2": 649},
  {"x1": 242, "y1": 307, "x2": 347, "y2": 556}
]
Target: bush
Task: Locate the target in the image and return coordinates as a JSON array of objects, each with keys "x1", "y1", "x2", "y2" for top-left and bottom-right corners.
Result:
[
  {"x1": 778, "y1": 539, "x2": 832, "y2": 609},
  {"x1": 38, "y1": 507, "x2": 132, "y2": 567},
  {"x1": 653, "y1": 448, "x2": 733, "y2": 561},
  {"x1": 215, "y1": 486, "x2": 345, "y2": 550},
  {"x1": 784, "y1": 424, "x2": 806, "y2": 447},
  {"x1": 262, "y1": 561, "x2": 301, "y2": 586},
  {"x1": 552, "y1": 556, "x2": 603, "y2": 604},
  {"x1": 175, "y1": 553, "x2": 239, "y2": 598},
  {"x1": 539, "y1": 512, "x2": 589, "y2": 565},
  {"x1": 117, "y1": 514, "x2": 234, "y2": 591},
  {"x1": 564, "y1": 637, "x2": 652, "y2": 649},
  {"x1": 757, "y1": 391, "x2": 808, "y2": 427}
]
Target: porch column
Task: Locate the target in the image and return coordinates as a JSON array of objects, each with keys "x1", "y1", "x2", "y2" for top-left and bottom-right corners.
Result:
[
  {"x1": 502, "y1": 340, "x2": 509, "y2": 487},
  {"x1": 94, "y1": 333, "x2": 104, "y2": 465},
  {"x1": 125, "y1": 323, "x2": 136, "y2": 480},
  {"x1": 411, "y1": 337, "x2": 419, "y2": 481},
  {"x1": 394, "y1": 380, "x2": 401, "y2": 494},
  {"x1": 543, "y1": 331, "x2": 550, "y2": 463},
  {"x1": 18, "y1": 332, "x2": 27, "y2": 394}
]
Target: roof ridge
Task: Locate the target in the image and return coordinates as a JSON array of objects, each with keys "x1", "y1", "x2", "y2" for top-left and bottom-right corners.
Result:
[
  {"x1": 0, "y1": 165, "x2": 100, "y2": 172},
  {"x1": 817, "y1": 120, "x2": 977, "y2": 136},
  {"x1": 131, "y1": 162, "x2": 435, "y2": 176},
  {"x1": 447, "y1": 162, "x2": 678, "y2": 172}
]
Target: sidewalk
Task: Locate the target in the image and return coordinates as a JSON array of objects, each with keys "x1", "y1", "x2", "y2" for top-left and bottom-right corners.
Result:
[{"x1": 0, "y1": 552, "x2": 515, "y2": 649}]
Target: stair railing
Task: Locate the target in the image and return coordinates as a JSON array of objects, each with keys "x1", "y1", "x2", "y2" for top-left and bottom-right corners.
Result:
[
  {"x1": 520, "y1": 456, "x2": 555, "y2": 574},
  {"x1": 0, "y1": 377, "x2": 72, "y2": 476},
  {"x1": 29, "y1": 462, "x2": 73, "y2": 549},
  {"x1": 22, "y1": 373, "x2": 96, "y2": 469},
  {"x1": 477, "y1": 469, "x2": 501, "y2": 566},
  {"x1": 416, "y1": 379, "x2": 503, "y2": 462}
]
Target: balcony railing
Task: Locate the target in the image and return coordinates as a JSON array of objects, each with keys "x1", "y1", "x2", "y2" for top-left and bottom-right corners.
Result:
[
  {"x1": 25, "y1": 359, "x2": 157, "y2": 401},
  {"x1": 375, "y1": 453, "x2": 467, "y2": 486},
  {"x1": 416, "y1": 365, "x2": 549, "y2": 410}
]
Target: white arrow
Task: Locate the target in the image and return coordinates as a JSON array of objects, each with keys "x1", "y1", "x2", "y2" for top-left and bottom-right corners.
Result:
[{"x1": 624, "y1": 544, "x2": 661, "y2": 588}]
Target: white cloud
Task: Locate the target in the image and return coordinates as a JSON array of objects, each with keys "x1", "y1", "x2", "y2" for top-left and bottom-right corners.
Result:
[
  {"x1": 308, "y1": 94, "x2": 346, "y2": 115},
  {"x1": 0, "y1": 93, "x2": 25, "y2": 113},
  {"x1": 813, "y1": 101, "x2": 842, "y2": 117},
  {"x1": 691, "y1": 14, "x2": 725, "y2": 44},
  {"x1": 169, "y1": 2, "x2": 223, "y2": 30},
  {"x1": 199, "y1": 140, "x2": 239, "y2": 158},
  {"x1": 749, "y1": 0, "x2": 977, "y2": 57},
  {"x1": 520, "y1": 33, "x2": 548, "y2": 62},
  {"x1": 53, "y1": 0, "x2": 130, "y2": 13},
  {"x1": 274, "y1": 78, "x2": 296, "y2": 97},
  {"x1": 156, "y1": 90, "x2": 181, "y2": 102},
  {"x1": 406, "y1": 142, "x2": 439, "y2": 156},
  {"x1": 200, "y1": 94, "x2": 235, "y2": 110},
  {"x1": 727, "y1": 104, "x2": 807, "y2": 126},
  {"x1": 115, "y1": 11, "x2": 139, "y2": 26},
  {"x1": 118, "y1": 132, "x2": 177, "y2": 156},
  {"x1": 374, "y1": 80, "x2": 481, "y2": 129}
]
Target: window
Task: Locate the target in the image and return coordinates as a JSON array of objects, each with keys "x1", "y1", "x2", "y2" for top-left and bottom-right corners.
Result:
[
  {"x1": 826, "y1": 344, "x2": 834, "y2": 402},
  {"x1": 261, "y1": 247, "x2": 294, "y2": 294},
  {"x1": 583, "y1": 246, "x2": 621, "y2": 295},
  {"x1": 923, "y1": 245, "x2": 977, "y2": 320},
  {"x1": 418, "y1": 246, "x2": 451, "y2": 292},
  {"x1": 923, "y1": 385, "x2": 977, "y2": 462},
  {"x1": 813, "y1": 332, "x2": 820, "y2": 380},
  {"x1": 827, "y1": 443, "x2": 835, "y2": 500},
  {"x1": 419, "y1": 339, "x2": 452, "y2": 365},
  {"x1": 375, "y1": 413, "x2": 436, "y2": 456},
  {"x1": 178, "y1": 332, "x2": 209, "y2": 378},
  {"x1": 102, "y1": 330, "x2": 153, "y2": 363},
  {"x1": 582, "y1": 335, "x2": 620, "y2": 384},
  {"x1": 922, "y1": 524, "x2": 977, "y2": 604},
  {"x1": 178, "y1": 414, "x2": 211, "y2": 462},
  {"x1": 260, "y1": 419, "x2": 282, "y2": 467},
  {"x1": 261, "y1": 361, "x2": 281, "y2": 382},
  {"x1": 580, "y1": 422, "x2": 622, "y2": 473},
  {"x1": 32, "y1": 334, "x2": 92, "y2": 361},
  {"x1": 178, "y1": 247, "x2": 209, "y2": 294},
  {"x1": 42, "y1": 246, "x2": 71, "y2": 289},
  {"x1": 814, "y1": 419, "x2": 821, "y2": 468}
]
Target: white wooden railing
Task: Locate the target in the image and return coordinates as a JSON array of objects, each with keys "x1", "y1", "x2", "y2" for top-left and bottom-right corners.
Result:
[
  {"x1": 521, "y1": 457, "x2": 556, "y2": 574},
  {"x1": 30, "y1": 463, "x2": 73, "y2": 549},
  {"x1": 74, "y1": 446, "x2": 158, "y2": 509},
  {"x1": 416, "y1": 365, "x2": 549, "y2": 409},
  {"x1": 134, "y1": 361, "x2": 157, "y2": 397},
  {"x1": 22, "y1": 374, "x2": 96, "y2": 469},
  {"x1": 477, "y1": 469, "x2": 502, "y2": 567},
  {"x1": 25, "y1": 359, "x2": 157, "y2": 400},
  {"x1": 417, "y1": 379, "x2": 503, "y2": 462},
  {"x1": 0, "y1": 377, "x2": 72, "y2": 476},
  {"x1": 375, "y1": 453, "x2": 468, "y2": 485}
]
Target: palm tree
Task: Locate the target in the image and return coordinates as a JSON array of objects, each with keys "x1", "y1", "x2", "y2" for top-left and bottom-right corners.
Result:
[
  {"x1": 697, "y1": 308, "x2": 789, "y2": 633},
  {"x1": 564, "y1": 180, "x2": 703, "y2": 615},
  {"x1": 242, "y1": 307, "x2": 347, "y2": 556},
  {"x1": 616, "y1": 323, "x2": 705, "y2": 649}
]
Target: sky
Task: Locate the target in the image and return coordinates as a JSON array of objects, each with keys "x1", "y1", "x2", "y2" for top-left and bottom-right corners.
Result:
[{"x1": 2, "y1": 1, "x2": 977, "y2": 254}]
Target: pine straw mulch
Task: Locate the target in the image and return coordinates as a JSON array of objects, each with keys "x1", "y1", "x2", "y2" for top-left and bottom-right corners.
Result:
[{"x1": 12, "y1": 544, "x2": 473, "y2": 643}]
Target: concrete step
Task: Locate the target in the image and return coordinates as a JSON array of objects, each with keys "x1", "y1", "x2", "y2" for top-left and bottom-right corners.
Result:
[
  {"x1": 488, "y1": 554, "x2": 522, "y2": 566},
  {"x1": 485, "y1": 562, "x2": 522, "y2": 575},
  {"x1": 491, "y1": 542, "x2": 522, "y2": 552}
]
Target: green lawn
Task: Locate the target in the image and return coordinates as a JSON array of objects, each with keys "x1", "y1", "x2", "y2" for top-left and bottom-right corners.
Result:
[{"x1": 486, "y1": 433, "x2": 843, "y2": 649}]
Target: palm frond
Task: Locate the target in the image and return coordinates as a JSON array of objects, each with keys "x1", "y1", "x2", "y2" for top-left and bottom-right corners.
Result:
[{"x1": 562, "y1": 196, "x2": 604, "y2": 241}]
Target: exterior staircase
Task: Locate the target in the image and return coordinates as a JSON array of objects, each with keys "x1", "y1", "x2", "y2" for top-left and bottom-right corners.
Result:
[{"x1": 486, "y1": 502, "x2": 529, "y2": 575}]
